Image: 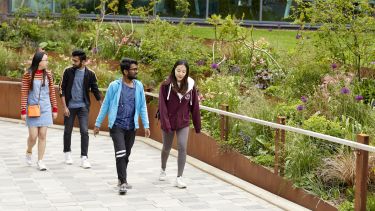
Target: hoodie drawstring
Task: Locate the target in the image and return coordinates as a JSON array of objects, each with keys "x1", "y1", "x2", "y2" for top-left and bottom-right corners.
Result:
[{"x1": 167, "y1": 84, "x2": 172, "y2": 101}]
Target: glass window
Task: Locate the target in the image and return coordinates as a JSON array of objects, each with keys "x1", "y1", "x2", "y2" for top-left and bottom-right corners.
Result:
[
  {"x1": 156, "y1": 0, "x2": 207, "y2": 18},
  {"x1": 208, "y1": 0, "x2": 260, "y2": 21},
  {"x1": 11, "y1": 0, "x2": 54, "y2": 12},
  {"x1": 261, "y1": 0, "x2": 289, "y2": 21}
]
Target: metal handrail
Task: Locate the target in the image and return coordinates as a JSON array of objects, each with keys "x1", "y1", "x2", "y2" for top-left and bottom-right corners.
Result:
[{"x1": 144, "y1": 91, "x2": 375, "y2": 153}]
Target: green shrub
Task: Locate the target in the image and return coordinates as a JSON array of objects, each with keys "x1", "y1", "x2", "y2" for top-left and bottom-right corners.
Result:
[
  {"x1": 285, "y1": 135, "x2": 323, "y2": 181},
  {"x1": 61, "y1": 7, "x2": 80, "y2": 29},
  {"x1": 0, "y1": 45, "x2": 22, "y2": 76},
  {"x1": 303, "y1": 115, "x2": 344, "y2": 154},
  {"x1": 354, "y1": 78, "x2": 375, "y2": 105}
]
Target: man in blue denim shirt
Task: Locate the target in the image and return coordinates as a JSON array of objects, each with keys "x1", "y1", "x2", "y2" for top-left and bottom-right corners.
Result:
[{"x1": 94, "y1": 58, "x2": 150, "y2": 195}]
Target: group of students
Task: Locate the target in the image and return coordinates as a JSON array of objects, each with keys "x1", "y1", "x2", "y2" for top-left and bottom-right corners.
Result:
[{"x1": 21, "y1": 50, "x2": 201, "y2": 194}]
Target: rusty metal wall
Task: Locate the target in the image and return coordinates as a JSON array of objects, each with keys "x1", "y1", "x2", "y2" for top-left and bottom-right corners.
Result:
[
  {"x1": 0, "y1": 81, "x2": 336, "y2": 211},
  {"x1": 0, "y1": 1, "x2": 8, "y2": 14}
]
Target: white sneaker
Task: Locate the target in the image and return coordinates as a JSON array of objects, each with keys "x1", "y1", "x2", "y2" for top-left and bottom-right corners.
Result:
[
  {"x1": 64, "y1": 152, "x2": 73, "y2": 165},
  {"x1": 175, "y1": 176, "x2": 187, "y2": 188},
  {"x1": 37, "y1": 160, "x2": 47, "y2": 171},
  {"x1": 159, "y1": 169, "x2": 167, "y2": 181},
  {"x1": 81, "y1": 156, "x2": 91, "y2": 169},
  {"x1": 25, "y1": 152, "x2": 32, "y2": 166}
]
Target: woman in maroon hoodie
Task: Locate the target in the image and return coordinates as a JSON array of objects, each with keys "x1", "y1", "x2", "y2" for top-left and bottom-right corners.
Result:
[{"x1": 158, "y1": 60, "x2": 201, "y2": 188}]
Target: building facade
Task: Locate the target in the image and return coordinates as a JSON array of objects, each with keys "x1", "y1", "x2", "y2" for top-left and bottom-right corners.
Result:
[{"x1": 3, "y1": 0, "x2": 294, "y2": 22}]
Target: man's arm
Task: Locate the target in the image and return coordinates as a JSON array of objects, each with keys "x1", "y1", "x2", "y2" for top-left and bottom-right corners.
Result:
[
  {"x1": 60, "y1": 69, "x2": 70, "y2": 117},
  {"x1": 90, "y1": 71, "x2": 102, "y2": 102}
]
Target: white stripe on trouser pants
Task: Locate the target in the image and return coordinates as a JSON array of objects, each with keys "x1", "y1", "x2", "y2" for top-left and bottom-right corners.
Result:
[{"x1": 116, "y1": 150, "x2": 126, "y2": 158}]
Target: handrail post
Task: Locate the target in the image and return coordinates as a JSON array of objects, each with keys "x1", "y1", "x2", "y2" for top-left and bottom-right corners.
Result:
[
  {"x1": 274, "y1": 116, "x2": 286, "y2": 176},
  {"x1": 220, "y1": 104, "x2": 229, "y2": 141},
  {"x1": 355, "y1": 134, "x2": 370, "y2": 211}
]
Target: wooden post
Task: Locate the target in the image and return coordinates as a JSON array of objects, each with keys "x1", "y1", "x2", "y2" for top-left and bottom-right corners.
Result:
[
  {"x1": 355, "y1": 134, "x2": 370, "y2": 211},
  {"x1": 279, "y1": 117, "x2": 286, "y2": 177},
  {"x1": 274, "y1": 116, "x2": 286, "y2": 176},
  {"x1": 220, "y1": 104, "x2": 229, "y2": 141}
]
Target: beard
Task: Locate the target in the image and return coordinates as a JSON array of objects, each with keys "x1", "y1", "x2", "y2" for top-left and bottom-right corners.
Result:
[
  {"x1": 72, "y1": 63, "x2": 83, "y2": 70},
  {"x1": 127, "y1": 74, "x2": 137, "y2": 80}
]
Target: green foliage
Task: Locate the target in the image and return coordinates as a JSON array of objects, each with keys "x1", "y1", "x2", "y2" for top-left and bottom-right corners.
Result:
[
  {"x1": 294, "y1": 0, "x2": 375, "y2": 80},
  {"x1": 175, "y1": 0, "x2": 190, "y2": 17},
  {"x1": 303, "y1": 115, "x2": 345, "y2": 138},
  {"x1": 253, "y1": 154, "x2": 274, "y2": 167},
  {"x1": 329, "y1": 85, "x2": 375, "y2": 127},
  {"x1": 354, "y1": 78, "x2": 375, "y2": 105},
  {"x1": 0, "y1": 44, "x2": 22, "y2": 76},
  {"x1": 303, "y1": 115, "x2": 344, "y2": 154},
  {"x1": 277, "y1": 41, "x2": 330, "y2": 98},
  {"x1": 140, "y1": 18, "x2": 209, "y2": 82},
  {"x1": 285, "y1": 135, "x2": 323, "y2": 181},
  {"x1": 61, "y1": 7, "x2": 80, "y2": 29},
  {"x1": 339, "y1": 193, "x2": 375, "y2": 211},
  {"x1": 199, "y1": 75, "x2": 241, "y2": 142},
  {"x1": 125, "y1": 0, "x2": 157, "y2": 17},
  {"x1": 13, "y1": 7, "x2": 32, "y2": 25}
]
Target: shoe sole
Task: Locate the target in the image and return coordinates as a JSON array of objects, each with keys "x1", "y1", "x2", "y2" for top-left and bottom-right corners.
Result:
[
  {"x1": 176, "y1": 186, "x2": 187, "y2": 189},
  {"x1": 175, "y1": 184, "x2": 187, "y2": 189},
  {"x1": 119, "y1": 190, "x2": 127, "y2": 195}
]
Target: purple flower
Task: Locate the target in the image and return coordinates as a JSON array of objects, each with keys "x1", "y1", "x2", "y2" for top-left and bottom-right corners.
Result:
[
  {"x1": 301, "y1": 96, "x2": 308, "y2": 103},
  {"x1": 331, "y1": 63, "x2": 338, "y2": 69},
  {"x1": 211, "y1": 63, "x2": 219, "y2": 69},
  {"x1": 92, "y1": 47, "x2": 98, "y2": 54},
  {"x1": 355, "y1": 95, "x2": 364, "y2": 101},
  {"x1": 340, "y1": 87, "x2": 350, "y2": 94},
  {"x1": 196, "y1": 60, "x2": 205, "y2": 66},
  {"x1": 296, "y1": 34, "x2": 302, "y2": 39},
  {"x1": 296, "y1": 105, "x2": 304, "y2": 111},
  {"x1": 370, "y1": 61, "x2": 375, "y2": 65}
]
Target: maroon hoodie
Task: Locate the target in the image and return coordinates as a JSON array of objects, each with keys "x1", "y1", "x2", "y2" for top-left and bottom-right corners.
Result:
[{"x1": 158, "y1": 76, "x2": 201, "y2": 133}]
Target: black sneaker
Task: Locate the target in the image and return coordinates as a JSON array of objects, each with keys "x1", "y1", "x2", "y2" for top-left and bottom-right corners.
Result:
[{"x1": 119, "y1": 184, "x2": 127, "y2": 195}]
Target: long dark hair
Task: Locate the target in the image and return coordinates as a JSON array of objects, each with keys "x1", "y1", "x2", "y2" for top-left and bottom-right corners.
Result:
[
  {"x1": 169, "y1": 60, "x2": 189, "y2": 95},
  {"x1": 28, "y1": 52, "x2": 46, "y2": 90}
]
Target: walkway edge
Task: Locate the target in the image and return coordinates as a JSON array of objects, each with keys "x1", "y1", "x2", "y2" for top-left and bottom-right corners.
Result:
[
  {"x1": 0, "y1": 117, "x2": 309, "y2": 211},
  {"x1": 136, "y1": 136, "x2": 310, "y2": 211}
]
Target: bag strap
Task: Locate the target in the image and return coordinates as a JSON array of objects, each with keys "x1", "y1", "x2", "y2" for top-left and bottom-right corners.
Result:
[{"x1": 37, "y1": 77, "x2": 42, "y2": 105}]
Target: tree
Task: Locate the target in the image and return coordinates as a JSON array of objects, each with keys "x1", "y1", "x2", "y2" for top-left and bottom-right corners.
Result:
[{"x1": 294, "y1": 0, "x2": 375, "y2": 80}]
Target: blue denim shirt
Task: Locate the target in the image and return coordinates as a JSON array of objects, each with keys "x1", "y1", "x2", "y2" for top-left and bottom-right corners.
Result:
[{"x1": 114, "y1": 82, "x2": 135, "y2": 130}]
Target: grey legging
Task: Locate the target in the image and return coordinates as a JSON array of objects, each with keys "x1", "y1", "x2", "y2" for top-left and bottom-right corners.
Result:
[{"x1": 161, "y1": 126, "x2": 189, "y2": 177}]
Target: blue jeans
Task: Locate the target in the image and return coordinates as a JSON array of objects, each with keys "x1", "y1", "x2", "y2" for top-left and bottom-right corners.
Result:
[{"x1": 63, "y1": 106, "x2": 89, "y2": 157}]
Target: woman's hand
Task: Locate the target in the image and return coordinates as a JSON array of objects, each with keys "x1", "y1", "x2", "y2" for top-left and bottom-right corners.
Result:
[{"x1": 52, "y1": 112, "x2": 58, "y2": 120}]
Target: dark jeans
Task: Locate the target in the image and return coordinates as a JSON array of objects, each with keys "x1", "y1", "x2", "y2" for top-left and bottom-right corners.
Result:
[
  {"x1": 110, "y1": 126, "x2": 136, "y2": 184},
  {"x1": 63, "y1": 106, "x2": 89, "y2": 157}
]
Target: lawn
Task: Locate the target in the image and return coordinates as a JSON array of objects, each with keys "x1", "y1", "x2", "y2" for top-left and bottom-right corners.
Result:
[{"x1": 119, "y1": 23, "x2": 311, "y2": 52}]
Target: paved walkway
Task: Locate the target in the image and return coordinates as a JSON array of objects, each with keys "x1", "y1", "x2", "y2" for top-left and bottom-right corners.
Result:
[{"x1": 0, "y1": 120, "x2": 284, "y2": 211}]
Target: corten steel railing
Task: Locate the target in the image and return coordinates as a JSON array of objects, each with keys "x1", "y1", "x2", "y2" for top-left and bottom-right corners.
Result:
[{"x1": 143, "y1": 90, "x2": 372, "y2": 211}]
